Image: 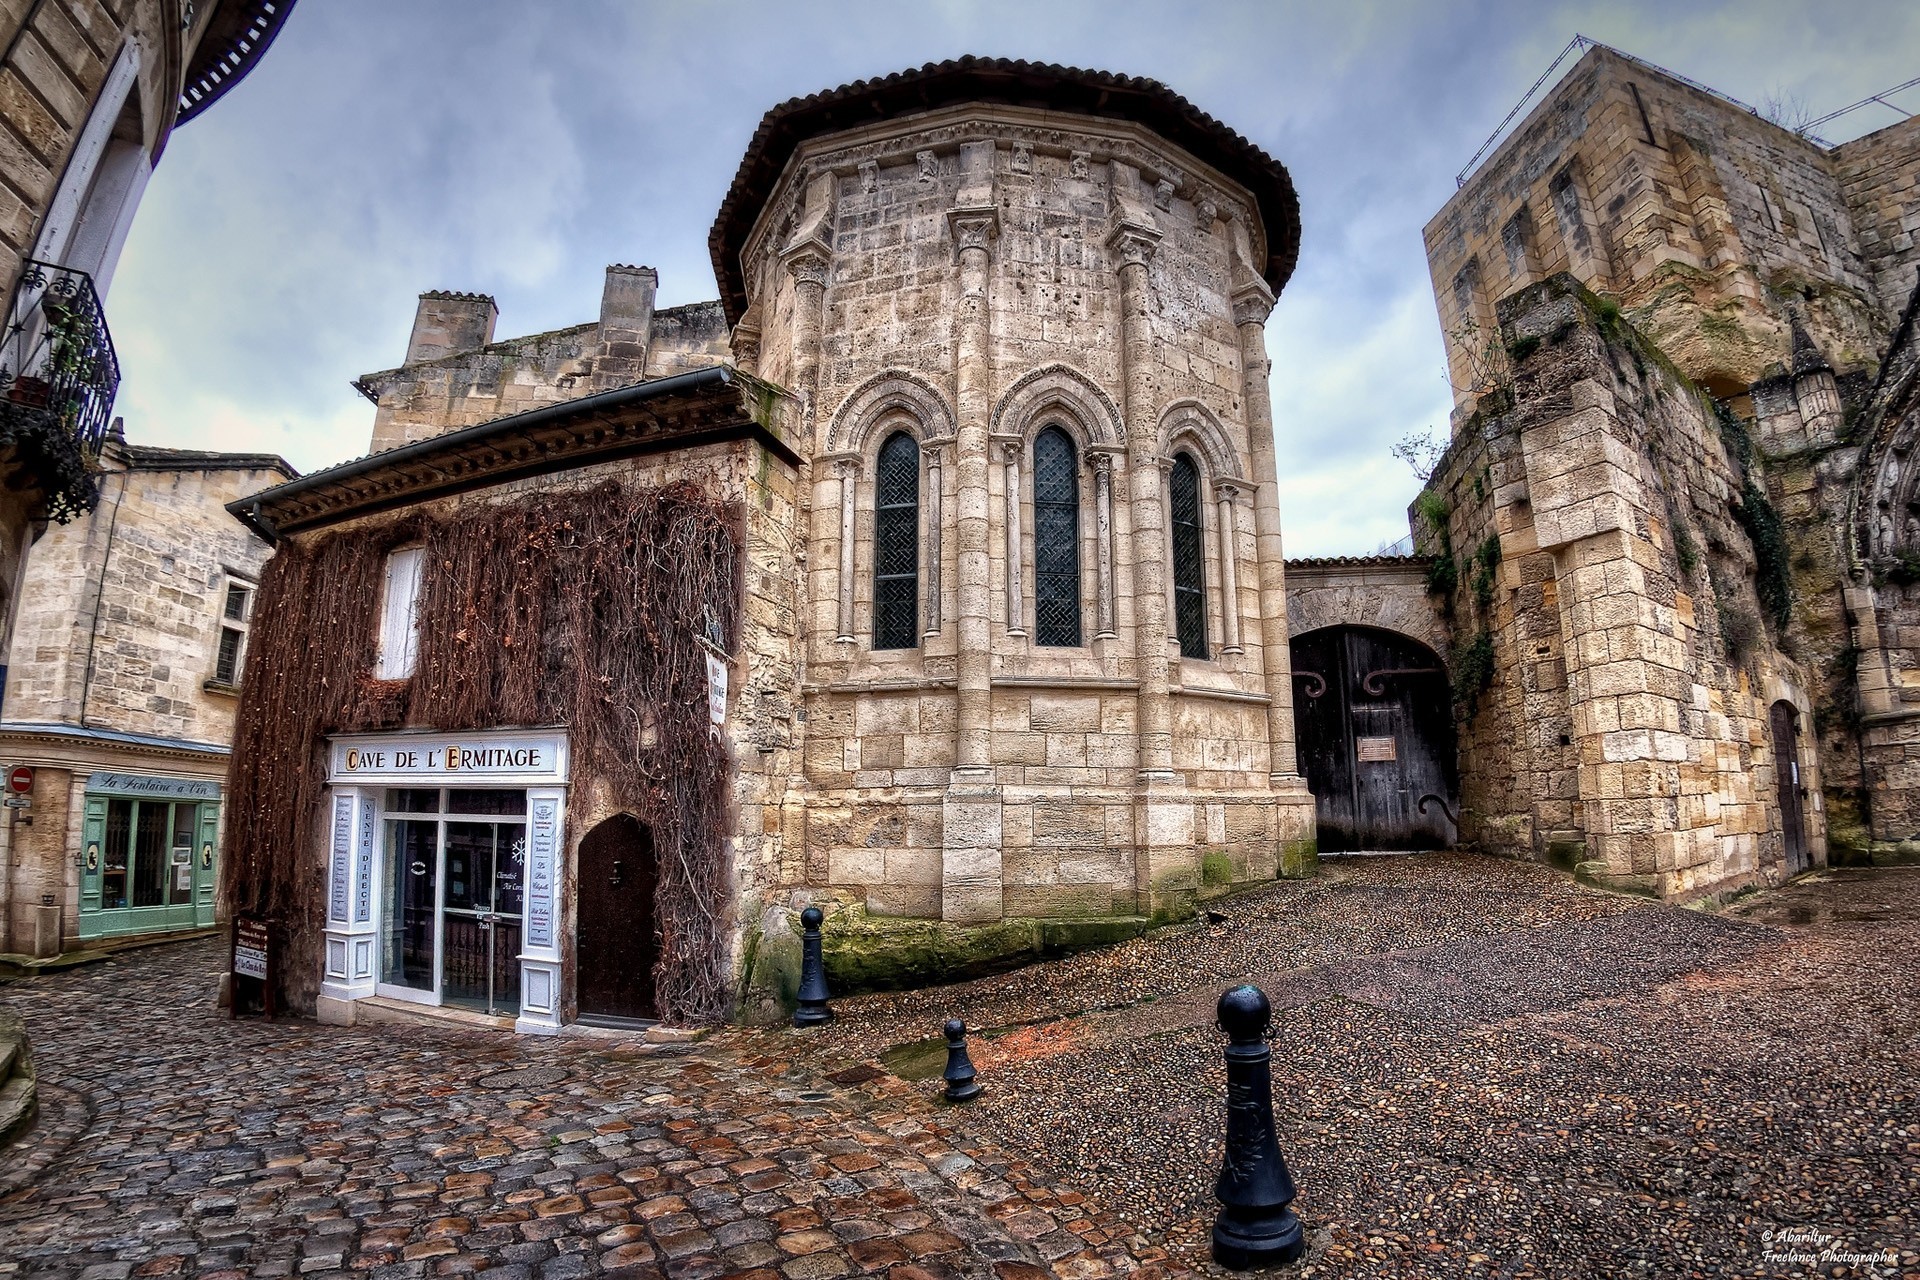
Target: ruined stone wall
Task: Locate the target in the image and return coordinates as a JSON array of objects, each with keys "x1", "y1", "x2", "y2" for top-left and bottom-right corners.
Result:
[
  {"x1": 2, "y1": 451, "x2": 287, "y2": 743},
  {"x1": 1428, "y1": 46, "x2": 1888, "y2": 416},
  {"x1": 363, "y1": 292, "x2": 732, "y2": 452},
  {"x1": 1844, "y1": 286, "x2": 1920, "y2": 849},
  {"x1": 1423, "y1": 275, "x2": 1824, "y2": 897},
  {"x1": 1835, "y1": 115, "x2": 1920, "y2": 332},
  {"x1": 731, "y1": 103, "x2": 1311, "y2": 930}
]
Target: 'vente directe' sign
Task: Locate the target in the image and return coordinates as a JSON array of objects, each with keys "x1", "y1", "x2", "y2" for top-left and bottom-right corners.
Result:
[{"x1": 326, "y1": 730, "x2": 570, "y2": 785}]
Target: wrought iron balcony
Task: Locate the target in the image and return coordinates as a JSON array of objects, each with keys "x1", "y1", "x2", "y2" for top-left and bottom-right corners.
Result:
[{"x1": 1, "y1": 259, "x2": 118, "y2": 520}]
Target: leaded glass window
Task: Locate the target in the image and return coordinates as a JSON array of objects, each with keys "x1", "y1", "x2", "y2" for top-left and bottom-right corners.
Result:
[
  {"x1": 1033, "y1": 426, "x2": 1082, "y2": 646},
  {"x1": 873, "y1": 431, "x2": 920, "y2": 649},
  {"x1": 1170, "y1": 452, "x2": 1208, "y2": 659}
]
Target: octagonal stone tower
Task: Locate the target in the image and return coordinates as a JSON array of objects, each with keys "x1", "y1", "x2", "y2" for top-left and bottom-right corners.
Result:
[{"x1": 712, "y1": 58, "x2": 1314, "y2": 932}]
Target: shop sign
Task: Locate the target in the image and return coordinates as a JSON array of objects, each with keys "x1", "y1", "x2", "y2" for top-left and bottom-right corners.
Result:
[
  {"x1": 354, "y1": 799, "x2": 376, "y2": 924},
  {"x1": 706, "y1": 653, "x2": 728, "y2": 738},
  {"x1": 329, "y1": 795, "x2": 353, "y2": 923},
  {"x1": 526, "y1": 797, "x2": 557, "y2": 949},
  {"x1": 86, "y1": 772, "x2": 220, "y2": 800},
  {"x1": 327, "y1": 730, "x2": 568, "y2": 784},
  {"x1": 234, "y1": 918, "x2": 269, "y2": 980}
]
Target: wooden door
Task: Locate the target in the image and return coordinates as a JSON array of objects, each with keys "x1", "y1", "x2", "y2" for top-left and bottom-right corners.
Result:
[
  {"x1": 1770, "y1": 701, "x2": 1808, "y2": 872},
  {"x1": 576, "y1": 814, "x2": 659, "y2": 1021},
  {"x1": 1291, "y1": 626, "x2": 1457, "y2": 851}
]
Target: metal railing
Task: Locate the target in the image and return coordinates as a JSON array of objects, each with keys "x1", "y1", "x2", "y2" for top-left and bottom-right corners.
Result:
[{"x1": 2, "y1": 259, "x2": 120, "y2": 463}]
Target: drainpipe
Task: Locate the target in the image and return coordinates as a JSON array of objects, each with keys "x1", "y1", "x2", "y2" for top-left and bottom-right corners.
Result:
[{"x1": 77, "y1": 460, "x2": 130, "y2": 729}]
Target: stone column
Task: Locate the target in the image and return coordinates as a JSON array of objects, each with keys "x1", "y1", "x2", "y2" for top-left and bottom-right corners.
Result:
[
  {"x1": 1110, "y1": 223, "x2": 1171, "y2": 776},
  {"x1": 1215, "y1": 480, "x2": 1245, "y2": 654},
  {"x1": 1091, "y1": 451, "x2": 1118, "y2": 640},
  {"x1": 1235, "y1": 279, "x2": 1302, "y2": 780},
  {"x1": 833, "y1": 456, "x2": 859, "y2": 645},
  {"x1": 924, "y1": 440, "x2": 947, "y2": 638},
  {"x1": 1001, "y1": 438, "x2": 1026, "y2": 637},
  {"x1": 943, "y1": 174, "x2": 1003, "y2": 925},
  {"x1": 950, "y1": 208, "x2": 997, "y2": 770},
  {"x1": 782, "y1": 244, "x2": 831, "y2": 451}
]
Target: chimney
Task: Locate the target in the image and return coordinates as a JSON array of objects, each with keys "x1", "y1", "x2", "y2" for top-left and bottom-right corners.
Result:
[
  {"x1": 592, "y1": 265, "x2": 657, "y2": 391},
  {"x1": 404, "y1": 291, "x2": 498, "y2": 365}
]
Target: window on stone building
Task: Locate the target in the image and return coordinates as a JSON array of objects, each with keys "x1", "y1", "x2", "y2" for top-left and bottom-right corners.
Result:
[
  {"x1": 872, "y1": 432, "x2": 919, "y2": 649},
  {"x1": 1033, "y1": 426, "x2": 1082, "y2": 646},
  {"x1": 377, "y1": 547, "x2": 426, "y2": 679},
  {"x1": 1170, "y1": 452, "x2": 1208, "y2": 659},
  {"x1": 213, "y1": 578, "x2": 255, "y2": 686}
]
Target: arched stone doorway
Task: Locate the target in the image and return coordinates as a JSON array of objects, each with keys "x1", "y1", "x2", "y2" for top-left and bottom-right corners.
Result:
[
  {"x1": 1291, "y1": 626, "x2": 1458, "y2": 851},
  {"x1": 575, "y1": 814, "x2": 660, "y2": 1024}
]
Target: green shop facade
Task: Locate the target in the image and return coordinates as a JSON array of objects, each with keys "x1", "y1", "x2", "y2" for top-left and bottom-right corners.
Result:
[
  {"x1": 0, "y1": 724, "x2": 225, "y2": 955},
  {"x1": 80, "y1": 770, "x2": 221, "y2": 937}
]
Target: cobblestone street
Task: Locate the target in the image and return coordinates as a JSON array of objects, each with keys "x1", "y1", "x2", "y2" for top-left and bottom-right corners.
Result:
[{"x1": 1, "y1": 857, "x2": 1916, "y2": 1279}]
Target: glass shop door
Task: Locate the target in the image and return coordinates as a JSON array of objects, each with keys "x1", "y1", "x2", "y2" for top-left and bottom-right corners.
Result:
[
  {"x1": 377, "y1": 787, "x2": 525, "y2": 1016},
  {"x1": 440, "y1": 797, "x2": 526, "y2": 1016}
]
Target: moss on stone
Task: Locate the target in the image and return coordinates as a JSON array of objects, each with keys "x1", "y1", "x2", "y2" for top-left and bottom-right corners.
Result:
[
  {"x1": 1279, "y1": 835, "x2": 1318, "y2": 879},
  {"x1": 1200, "y1": 851, "x2": 1234, "y2": 886},
  {"x1": 1823, "y1": 790, "x2": 1872, "y2": 866}
]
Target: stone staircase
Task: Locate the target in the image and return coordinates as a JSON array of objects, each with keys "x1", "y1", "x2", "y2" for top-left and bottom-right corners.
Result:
[{"x1": 0, "y1": 1010, "x2": 34, "y2": 1148}]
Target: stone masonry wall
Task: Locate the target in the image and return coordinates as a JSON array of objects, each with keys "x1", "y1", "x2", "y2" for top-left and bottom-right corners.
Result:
[
  {"x1": 0, "y1": 0, "x2": 186, "y2": 299},
  {"x1": 1423, "y1": 275, "x2": 1825, "y2": 898},
  {"x1": 3, "y1": 449, "x2": 289, "y2": 743},
  {"x1": 733, "y1": 104, "x2": 1312, "y2": 926}
]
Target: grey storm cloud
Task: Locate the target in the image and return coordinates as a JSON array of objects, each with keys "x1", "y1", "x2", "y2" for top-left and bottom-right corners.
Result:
[{"x1": 105, "y1": 0, "x2": 1919, "y2": 556}]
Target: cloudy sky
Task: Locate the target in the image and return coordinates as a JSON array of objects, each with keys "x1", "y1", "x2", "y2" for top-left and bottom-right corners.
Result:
[{"x1": 108, "y1": 0, "x2": 1918, "y2": 556}]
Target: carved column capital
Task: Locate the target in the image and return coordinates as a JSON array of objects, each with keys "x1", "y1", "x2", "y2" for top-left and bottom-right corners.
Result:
[
  {"x1": 827, "y1": 453, "x2": 862, "y2": 480},
  {"x1": 1088, "y1": 450, "x2": 1116, "y2": 478},
  {"x1": 1231, "y1": 278, "x2": 1276, "y2": 327},
  {"x1": 782, "y1": 241, "x2": 832, "y2": 289},
  {"x1": 1106, "y1": 222, "x2": 1162, "y2": 270},
  {"x1": 1213, "y1": 477, "x2": 1251, "y2": 504},
  {"x1": 948, "y1": 206, "x2": 999, "y2": 260},
  {"x1": 730, "y1": 318, "x2": 761, "y2": 370}
]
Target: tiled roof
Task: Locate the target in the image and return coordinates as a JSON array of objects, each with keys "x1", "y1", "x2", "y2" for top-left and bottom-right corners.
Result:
[{"x1": 707, "y1": 56, "x2": 1302, "y2": 327}]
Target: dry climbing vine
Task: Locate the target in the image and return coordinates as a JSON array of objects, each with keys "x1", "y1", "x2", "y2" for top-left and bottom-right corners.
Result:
[{"x1": 224, "y1": 477, "x2": 743, "y2": 1023}]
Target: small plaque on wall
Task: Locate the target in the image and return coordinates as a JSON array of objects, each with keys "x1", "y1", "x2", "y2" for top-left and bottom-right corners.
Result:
[{"x1": 1355, "y1": 736, "x2": 1398, "y2": 763}]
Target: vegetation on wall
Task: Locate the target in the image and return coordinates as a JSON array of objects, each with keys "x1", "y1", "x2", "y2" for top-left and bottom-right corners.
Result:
[
  {"x1": 1452, "y1": 628, "x2": 1497, "y2": 711},
  {"x1": 0, "y1": 401, "x2": 98, "y2": 523},
  {"x1": 1471, "y1": 533, "x2": 1502, "y2": 612},
  {"x1": 1712, "y1": 401, "x2": 1794, "y2": 632},
  {"x1": 224, "y1": 478, "x2": 744, "y2": 1023},
  {"x1": 1414, "y1": 490, "x2": 1458, "y2": 600}
]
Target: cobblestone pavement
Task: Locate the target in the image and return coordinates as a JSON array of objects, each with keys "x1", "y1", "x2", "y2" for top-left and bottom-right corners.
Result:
[
  {"x1": 0, "y1": 944, "x2": 1169, "y2": 1280},
  {"x1": 1, "y1": 856, "x2": 1916, "y2": 1280},
  {"x1": 803, "y1": 858, "x2": 1920, "y2": 1279}
]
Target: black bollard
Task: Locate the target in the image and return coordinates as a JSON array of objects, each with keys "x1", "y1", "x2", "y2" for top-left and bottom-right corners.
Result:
[
  {"x1": 792, "y1": 905, "x2": 833, "y2": 1028},
  {"x1": 941, "y1": 1018, "x2": 982, "y2": 1103},
  {"x1": 1211, "y1": 984, "x2": 1304, "y2": 1270}
]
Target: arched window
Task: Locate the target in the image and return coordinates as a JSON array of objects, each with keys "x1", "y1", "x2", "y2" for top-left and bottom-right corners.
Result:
[
  {"x1": 872, "y1": 431, "x2": 920, "y2": 649},
  {"x1": 1033, "y1": 426, "x2": 1082, "y2": 646},
  {"x1": 1170, "y1": 452, "x2": 1208, "y2": 659}
]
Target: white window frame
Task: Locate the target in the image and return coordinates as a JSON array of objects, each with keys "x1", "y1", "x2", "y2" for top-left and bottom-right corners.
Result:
[
  {"x1": 377, "y1": 547, "x2": 426, "y2": 680},
  {"x1": 212, "y1": 574, "x2": 256, "y2": 687}
]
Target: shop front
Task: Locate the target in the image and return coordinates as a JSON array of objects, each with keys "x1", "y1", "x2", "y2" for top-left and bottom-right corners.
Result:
[
  {"x1": 79, "y1": 771, "x2": 221, "y2": 940},
  {"x1": 316, "y1": 728, "x2": 568, "y2": 1035}
]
